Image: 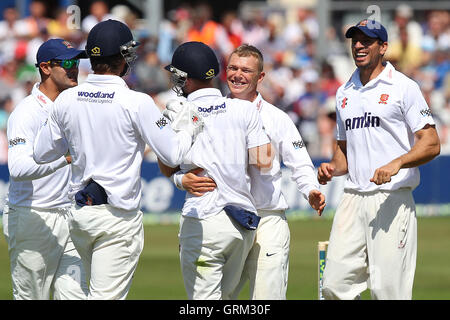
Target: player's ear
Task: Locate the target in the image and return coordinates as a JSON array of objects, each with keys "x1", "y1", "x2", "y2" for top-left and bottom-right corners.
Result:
[
  {"x1": 39, "y1": 62, "x2": 52, "y2": 77},
  {"x1": 257, "y1": 71, "x2": 265, "y2": 84},
  {"x1": 379, "y1": 41, "x2": 388, "y2": 56}
]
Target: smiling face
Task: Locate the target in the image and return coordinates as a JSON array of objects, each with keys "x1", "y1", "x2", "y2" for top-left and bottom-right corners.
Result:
[
  {"x1": 226, "y1": 53, "x2": 265, "y2": 102},
  {"x1": 351, "y1": 29, "x2": 387, "y2": 70}
]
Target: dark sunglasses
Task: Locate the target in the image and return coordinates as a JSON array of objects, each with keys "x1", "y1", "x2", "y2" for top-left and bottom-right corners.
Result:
[{"x1": 48, "y1": 59, "x2": 80, "y2": 69}]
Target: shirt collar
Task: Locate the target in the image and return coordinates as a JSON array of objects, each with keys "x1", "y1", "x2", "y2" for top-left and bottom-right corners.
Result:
[
  {"x1": 377, "y1": 61, "x2": 395, "y2": 85},
  {"x1": 226, "y1": 92, "x2": 264, "y2": 112},
  {"x1": 187, "y1": 88, "x2": 222, "y2": 102},
  {"x1": 86, "y1": 74, "x2": 129, "y2": 88},
  {"x1": 31, "y1": 82, "x2": 53, "y2": 110},
  {"x1": 345, "y1": 61, "x2": 395, "y2": 89}
]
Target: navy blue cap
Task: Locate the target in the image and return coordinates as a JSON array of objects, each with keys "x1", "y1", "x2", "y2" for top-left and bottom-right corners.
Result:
[
  {"x1": 165, "y1": 41, "x2": 220, "y2": 80},
  {"x1": 86, "y1": 19, "x2": 134, "y2": 57},
  {"x1": 345, "y1": 19, "x2": 388, "y2": 42},
  {"x1": 35, "y1": 38, "x2": 87, "y2": 66}
]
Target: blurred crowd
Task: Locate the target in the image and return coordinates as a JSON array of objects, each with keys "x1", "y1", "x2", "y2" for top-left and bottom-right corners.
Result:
[{"x1": 0, "y1": 0, "x2": 448, "y2": 163}]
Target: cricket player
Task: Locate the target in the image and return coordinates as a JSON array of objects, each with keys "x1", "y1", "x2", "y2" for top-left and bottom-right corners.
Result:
[
  {"x1": 158, "y1": 41, "x2": 272, "y2": 300},
  {"x1": 177, "y1": 44, "x2": 326, "y2": 299},
  {"x1": 32, "y1": 20, "x2": 200, "y2": 300},
  {"x1": 318, "y1": 20, "x2": 440, "y2": 299},
  {"x1": 2, "y1": 39, "x2": 88, "y2": 299}
]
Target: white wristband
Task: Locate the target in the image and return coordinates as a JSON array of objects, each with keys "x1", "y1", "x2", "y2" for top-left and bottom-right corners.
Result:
[{"x1": 170, "y1": 170, "x2": 186, "y2": 191}]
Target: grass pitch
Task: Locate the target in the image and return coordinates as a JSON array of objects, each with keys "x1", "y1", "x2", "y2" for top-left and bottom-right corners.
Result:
[{"x1": 0, "y1": 216, "x2": 449, "y2": 300}]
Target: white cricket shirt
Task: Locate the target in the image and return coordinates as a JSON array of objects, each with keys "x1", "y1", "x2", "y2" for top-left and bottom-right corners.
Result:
[
  {"x1": 179, "y1": 88, "x2": 270, "y2": 219},
  {"x1": 335, "y1": 62, "x2": 435, "y2": 192},
  {"x1": 248, "y1": 93, "x2": 319, "y2": 211},
  {"x1": 7, "y1": 83, "x2": 70, "y2": 208},
  {"x1": 33, "y1": 74, "x2": 193, "y2": 211}
]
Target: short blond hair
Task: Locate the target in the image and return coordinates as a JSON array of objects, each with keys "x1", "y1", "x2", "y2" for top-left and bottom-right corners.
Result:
[{"x1": 229, "y1": 44, "x2": 264, "y2": 73}]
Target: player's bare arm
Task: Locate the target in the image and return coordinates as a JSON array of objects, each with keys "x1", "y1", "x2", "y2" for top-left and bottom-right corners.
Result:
[
  {"x1": 318, "y1": 140, "x2": 348, "y2": 185},
  {"x1": 157, "y1": 158, "x2": 180, "y2": 177},
  {"x1": 249, "y1": 143, "x2": 273, "y2": 171},
  {"x1": 371, "y1": 124, "x2": 440, "y2": 185},
  {"x1": 182, "y1": 168, "x2": 217, "y2": 197}
]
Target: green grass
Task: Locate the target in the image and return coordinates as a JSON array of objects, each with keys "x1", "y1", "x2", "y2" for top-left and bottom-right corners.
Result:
[{"x1": 1, "y1": 216, "x2": 449, "y2": 300}]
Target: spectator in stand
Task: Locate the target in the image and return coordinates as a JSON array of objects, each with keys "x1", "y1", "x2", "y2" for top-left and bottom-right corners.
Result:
[
  {"x1": 157, "y1": 7, "x2": 191, "y2": 66},
  {"x1": 258, "y1": 17, "x2": 286, "y2": 67},
  {"x1": 260, "y1": 52, "x2": 293, "y2": 107},
  {"x1": 186, "y1": 2, "x2": 233, "y2": 59},
  {"x1": 317, "y1": 96, "x2": 337, "y2": 158},
  {"x1": 290, "y1": 68, "x2": 325, "y2": 157},
  {"x1": 241, "y1": 9, "x2": 270, "y2": 49},
  {"x1": 432, "y1": 48, "x2": 450, "y2": 90},
  {"x1": 283, "y1": 7, "x2": 319, "y2": 50},
  {"x1": 21, "y1": 0, "x2": 50, "y2": 39},
  {"x1": 186, "y1": 2, "x2": 234, "y2": 88},
  {"x1": 421, "y1": 11, "x2": 450, "y2": 69},
  {"x1": 221, "y1": 11, "x2": 243, "y2": 49},
  {"x1": 437, "y1": 77, "x2": 450, "y2": 154},
  {"x1": 25, "y1": 26, "x2": 50, "y2": 67},
  {"x1": 319, "y1": 61, "x2": 341, "y2": 98},
  {"x1": 81, "y1": 0, "x2": 116, "y2": 34},
  {"x1": 47, "y1": 7, "x2": 77, "y2": 40},
  {"x1": 0, "y1": 7, "x2": 30, "y2": 64},
  {"x1": 385, "y1": 25, "x2": 424, "y2": 77},
  {"x1": 135, "y1": 48, "x2": 168, "y2": 96},
  {"x1": 0, "y1": 95, "x2": 19, "y2": 164},
  {"x1": 388, "y1": 3, "x2": 423, "y2": 47}
]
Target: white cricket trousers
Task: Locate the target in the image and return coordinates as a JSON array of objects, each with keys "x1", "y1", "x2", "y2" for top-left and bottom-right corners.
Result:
[
  {"x1": 2, "y1": 204, "x2": 88, "y2": 300},
  {"x1": 232, "y1": 210, "x2": 290, "y2": 299},
  {"x1": 68, "y1": 204, "x2": 144, "y2": 300},
  {"x1": 179, "y1": 210, "x2": 256, "y2": 300},
  {"x1": 322, "y1": 188, "x2": 417, "y2": 300}
]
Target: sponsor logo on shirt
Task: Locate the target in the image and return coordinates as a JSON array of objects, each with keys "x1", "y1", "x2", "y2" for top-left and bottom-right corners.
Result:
[
  {"x1": 77, "y1": 91, "x2": 115, "y2": 104},
  {"x1": 197, "y1": 102, "x2": 227, "y2": 117},
  {"x1": 345, "y1": 112, "x2": 381, "y2": 131},
  {"x1": 156, "y1": 117, "x2": 168, "y2": 129},
  {"x1": 77, "y1": 91, "x2": 115, "y2": 99},
  {"x1": 341, "y1": 97, "x2": 347, "y2": 109},
  {"x1": 420, "y1": 108, "x2": 432, "y2": 117},
  {"x1": 256, "y1": 100, "x2": 262, "y2": 111},
  {"x1": 37, "y1": 95, "x2": 47, "y2": 105},
  {"x1": 8, "y1": 137, "x2": 26, "y2": 148},
  {"x1": 292, "y1": 140, "x2": 305, "y2": 149},
  {"x1": 378, "y1": 94, "x2": 389, "y2": 104}
]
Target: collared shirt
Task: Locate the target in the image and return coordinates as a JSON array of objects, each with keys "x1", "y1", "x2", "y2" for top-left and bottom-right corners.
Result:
[
  {"x1": 180, "y1": 88, "x2": 270, "y2": 219},
  {"x1": 335, "y1": 62, "x2": 435, "y2": 192},
  {"x1": 7, "y1": 83, "x2": 70, "y2": 208},
  {"x1": 33, "y1": 74, "x2": 192, "y2": 211},
  {"x1": 248, "y1": 93, "x2": 318, "y2": 211}
]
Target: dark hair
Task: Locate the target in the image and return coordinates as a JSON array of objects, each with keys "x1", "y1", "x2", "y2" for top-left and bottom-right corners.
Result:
[{"x1": 90, "y1": 53, "x2": 124, "y2": 74}]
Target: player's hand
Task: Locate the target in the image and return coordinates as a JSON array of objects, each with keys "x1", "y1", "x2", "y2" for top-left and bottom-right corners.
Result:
[
  {"x1": 317, "y1": 162, "x2": 335, "y2": 185},
  {"x1": 163, "y1": 100, "x2": 204, "y2": 142},
  {"x1": 182, "y1": 168, "x2": 217, "y2": 197},
  {"x1": 65, "y1": 150, "x2": 72, "y2": 164},
  {"x1": 308, "y1": 189, "x2": 326, "y2": 216},
  {"x1": 370, "y1": 159, "x2": 402, "y2": 185}
]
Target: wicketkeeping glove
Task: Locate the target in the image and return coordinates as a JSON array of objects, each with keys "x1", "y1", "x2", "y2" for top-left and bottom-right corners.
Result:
[{"x1": 163, "y1": 100, "x2": 204, "y2": 143}]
